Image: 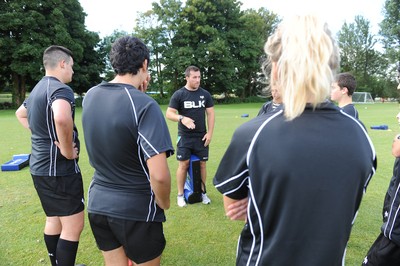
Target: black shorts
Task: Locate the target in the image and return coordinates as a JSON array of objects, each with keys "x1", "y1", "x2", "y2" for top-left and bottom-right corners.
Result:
[
  {"x1": 176, "y1": 135, "x2": 209, "y2": 161},
  {"x1": 32, "y1": 173, "x2": 84, "y2": 217},
  {"x1": 88, "y1": 213, "x2": 166, "y2": 264},
  {"x1": 362, "y1": 233, "x2": 400, "y2": 265}
]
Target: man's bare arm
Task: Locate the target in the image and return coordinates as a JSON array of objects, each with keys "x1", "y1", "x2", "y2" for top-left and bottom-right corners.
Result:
[
  {"x1": 52, "y1": 99, "x2": 77, "y2": 159},
  {"x1": 147, "y1": 152, "x2": 171, "y2": 210}
]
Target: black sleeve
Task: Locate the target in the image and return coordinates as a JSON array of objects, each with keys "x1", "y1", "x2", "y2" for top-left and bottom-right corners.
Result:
[
  {"x1": 139, "y1": 100, "x2": 175, "y2": 160},
  {"x1": 204, "y1": 90, "x2": 214, "y2": 108},
  {"x1": 213, "y1": 124, "x2": 254, "y2": 200},
  {"x1": 168, "y1": 90, "x2": 181, "y2": 110},
  {"x1": 257, "y1": 101, "x2": 271, "y2": 116}
]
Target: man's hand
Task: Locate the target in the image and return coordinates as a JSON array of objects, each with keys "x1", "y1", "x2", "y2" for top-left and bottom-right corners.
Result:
[
  {"x1": 182, "y1": 116, "x2": 196, "y2": 130},
  {"x1": 54, "y1": 141, "x2": 79, "y2": 160},
  {"x1": 202, "y1": 132, "x2": 212, "y2": 147},
  {"x1": 138, "y1": 74, "x2": 151, "y2": 92},
  {"x1": 226, "y1": 197, "x2": 248, "y2": 221}
]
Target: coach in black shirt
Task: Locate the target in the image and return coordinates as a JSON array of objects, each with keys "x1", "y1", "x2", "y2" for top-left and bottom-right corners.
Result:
[{"x1": 166, "y1": 66, "x2": 215, "y2": 207}]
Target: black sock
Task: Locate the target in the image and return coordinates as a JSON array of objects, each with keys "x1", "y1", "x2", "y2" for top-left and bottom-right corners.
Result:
[
  {"x1": 44, "y1": 234, "x2": 60, "y2": 266},
  {"x1": 56, "y1": 238, "x2": 79, "y2": 266}
]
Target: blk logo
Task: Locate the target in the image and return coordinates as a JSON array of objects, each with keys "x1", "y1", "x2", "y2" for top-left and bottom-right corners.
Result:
[{"x1": 184, "y1": 100, "x2": 205, "y2": 108}]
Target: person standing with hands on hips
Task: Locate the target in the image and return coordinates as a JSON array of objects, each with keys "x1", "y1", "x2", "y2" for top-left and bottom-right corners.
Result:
[
  {"x1": 166, "y1": 66, "x2": 215, "y2": 207},
  {"x1": 82, "y1": 36, "x2": 173, "y2": 266},
  {"x1": 15, "y1": 45, "x2": 84, "y2": 266}
]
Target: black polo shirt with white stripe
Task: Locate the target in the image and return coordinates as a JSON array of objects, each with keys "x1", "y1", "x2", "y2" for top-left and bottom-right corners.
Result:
[
  {"x1": 214, "y1": 102, "x2": 376, "y2": 266},
  {"x1": 342, "y1": 103, "x2": 359, "y2": 119},
  {"x1": 82, "y1": 82, "x2": 174, "y2": 222},
  {"x1": 24, "y1": 76, "x2": 80, "y2": 176}
]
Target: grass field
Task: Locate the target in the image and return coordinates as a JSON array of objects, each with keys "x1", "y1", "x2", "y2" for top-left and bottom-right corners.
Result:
[{"x1": 1, "y1": 102, "x2": 400, "y2": 265}]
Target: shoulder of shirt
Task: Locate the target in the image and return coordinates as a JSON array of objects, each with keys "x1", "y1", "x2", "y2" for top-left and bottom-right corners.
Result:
[
  {"x1": 263, "y1": 100, "x2": 272, "y2": 107},
  {"x1": 46, "y1": 76, "x2": 64, "y2": 84},
  {"x1": 172, "y1": 87, "x2": 186, "y2": 94},
  {"x1": 199, "y1": 87, "x2": 210, "y2": 92},
  {"x1": 237, "y1": 110, "x2": 282, "y2": 134},
  {"x1": 45, "y1": 77, "x2": 72, "y2": 91}
]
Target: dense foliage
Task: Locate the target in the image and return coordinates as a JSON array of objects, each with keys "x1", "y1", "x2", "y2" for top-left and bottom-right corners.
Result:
[
  {"x1": 134, "y1": 0, "x2": 279, "y2": 98},
  {"x1": 0, "y1": 0, "x2": 104, "y2": 106},
  {"x1": 337, "y1": 2, "x2": 399, "y2": 100},
  {"x1": 0, "y1": 0, "x2": 399, "y2": 107}
]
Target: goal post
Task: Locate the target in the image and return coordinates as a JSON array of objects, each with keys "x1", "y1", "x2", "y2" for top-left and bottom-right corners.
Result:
[{"x1": 352, "y1": 92, "x2": 374, "y2": 104}]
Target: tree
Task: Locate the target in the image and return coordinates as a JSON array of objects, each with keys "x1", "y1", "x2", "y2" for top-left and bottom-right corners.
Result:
[
  {"x1": 135, "y1": 2, "x2": 183, "y2": 97},
  {"x1": 0, "y1": 0, "x2": 103, "y2": 106},
  {"x1": 380, "y1": 0, "x2": 400, "y2": 96},
  {"x1": 147, "y1": 0, "x2": 185, "y2": 95},
  {"x1": 175, "y1": 0, "x2": 262, "y2": 97},
  {"x1": 337, "y1": 16, "x2": 387, "y2": 98},
  {"x1": 134, "y1": 0, "x2": 278, "y2": 99},
  {"x1": 238, "y1": 8, "x2": 279, "y2": 98},
  {"x1": 97, "y1": 30, "x2": 129, "y2": 81}
]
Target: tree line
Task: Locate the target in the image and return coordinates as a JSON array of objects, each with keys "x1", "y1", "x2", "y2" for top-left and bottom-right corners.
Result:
[{"x1": 0, "y1": 0, "x2": 399, "y2": 107}]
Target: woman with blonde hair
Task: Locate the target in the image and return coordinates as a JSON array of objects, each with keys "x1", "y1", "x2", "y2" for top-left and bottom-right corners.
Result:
[{"x1": 214, "y1": 15, "x2": 376, "y2": 265}]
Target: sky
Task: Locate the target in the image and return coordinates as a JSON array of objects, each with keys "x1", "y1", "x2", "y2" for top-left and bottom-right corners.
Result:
[{"x1": 79, "y1": 0, "x2": 386, "y2": 38}]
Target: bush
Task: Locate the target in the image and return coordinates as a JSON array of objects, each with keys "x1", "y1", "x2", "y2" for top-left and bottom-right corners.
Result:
[
  {"x1": 150, "y1": 95, "x2": 171, "y2": 105},
  {"x1": 0, "y1": 102, "x2": 14, "y2": 109},
  {"x1": 0, "y1": 93, "x2": 13, "y2": 109},
  {"x1": 75, "y1": 96, "x2": 83, "y2": 108}
]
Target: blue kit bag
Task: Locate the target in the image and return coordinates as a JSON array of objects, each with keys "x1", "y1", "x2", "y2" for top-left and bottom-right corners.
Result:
[{"x1": 183, "y1": 155, "x2": 203, "y2": 204}]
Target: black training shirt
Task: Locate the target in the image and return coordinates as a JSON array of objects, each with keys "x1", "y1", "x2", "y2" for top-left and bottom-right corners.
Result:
[
  {"x1": 24, "y1": 76, "x2": 80, "y2": 176},
  {"x1": 169, "y1": 87, "x2": 214, "y2": 137},
  {"x1": 82, "y1": 82, "x2": 174, "y2": 222},
  {"x1": 214, "y1": 102, "x2": 376, "y2": 265}
]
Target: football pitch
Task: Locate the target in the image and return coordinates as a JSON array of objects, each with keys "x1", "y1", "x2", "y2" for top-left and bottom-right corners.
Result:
[{"x1": 0, "y1": 102, "x2": 399, "y2": 265}]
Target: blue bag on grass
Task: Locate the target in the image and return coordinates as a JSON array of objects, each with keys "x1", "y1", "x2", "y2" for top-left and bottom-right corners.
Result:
[{"x1": 184, "y1": 155, "x2": 203, "y2": 204}]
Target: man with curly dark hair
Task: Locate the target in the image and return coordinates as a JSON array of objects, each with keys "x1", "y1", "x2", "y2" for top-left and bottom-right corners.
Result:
[{"x1": 82, "y1": 36, "x2": 174, "y2": 265}]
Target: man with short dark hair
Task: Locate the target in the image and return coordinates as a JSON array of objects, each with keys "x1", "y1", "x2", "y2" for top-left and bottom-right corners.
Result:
[
  {"x1": 16, "y1": 45, "x2": 84, "y2": 266},
  {"x1": 330, "y1": 72, "x2": 359, "y2": 118},
  {"x1": 82, "y1": 36, "x2": 173, "y2": 265},
  {"x1": 166, "y1": 66, "x2": 215, "y2": 207}
]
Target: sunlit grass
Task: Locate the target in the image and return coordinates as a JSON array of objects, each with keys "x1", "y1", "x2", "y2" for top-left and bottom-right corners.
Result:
[{"x1": 1, "y1": 102, "x2": 399, "y2": 265}]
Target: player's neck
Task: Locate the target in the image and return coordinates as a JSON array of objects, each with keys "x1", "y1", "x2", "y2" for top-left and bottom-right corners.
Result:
[
  {"x1": 45, "y1": 72, "x2": 66, "y2": 84},
  {"x1": 338, "y1": 97, "x2": 352, "y2": 108},
  {"x1": 185, "y1": 85, "x2": 199, "y2": 91},
  {"x1": 110, "y1": 74, "x2": 142, "y2": 89}
]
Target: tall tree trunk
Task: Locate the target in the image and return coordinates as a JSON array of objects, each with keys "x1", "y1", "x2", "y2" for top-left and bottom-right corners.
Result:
[
  {"x1": 155, "y1": 52, "x2": 164, "y2": 97},
  {"x1": 12, "y1": 73, "x2": 26, "y2": 107},
  {"x1": 173, "y1": 69, "x2": 179, "y2": 93}
]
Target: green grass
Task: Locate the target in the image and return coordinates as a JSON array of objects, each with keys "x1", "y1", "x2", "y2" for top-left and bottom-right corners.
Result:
[{"x1": 1, "y1": 102, "x2": 399, "y2": 265}]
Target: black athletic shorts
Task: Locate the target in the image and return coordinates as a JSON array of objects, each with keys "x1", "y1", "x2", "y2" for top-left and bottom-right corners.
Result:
[
  {"x1": 32, "y1": 173, "x2": 84, "y2": 217},
  {"x1": 176, "y1": 135, "x2": 209, "y2": 161},
  {"x1": 362, "y1": 233, "x2": 400, "y2": 266},
  {"x1": 88, "y1": 213, "x2": 166, "y2": 264}
]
